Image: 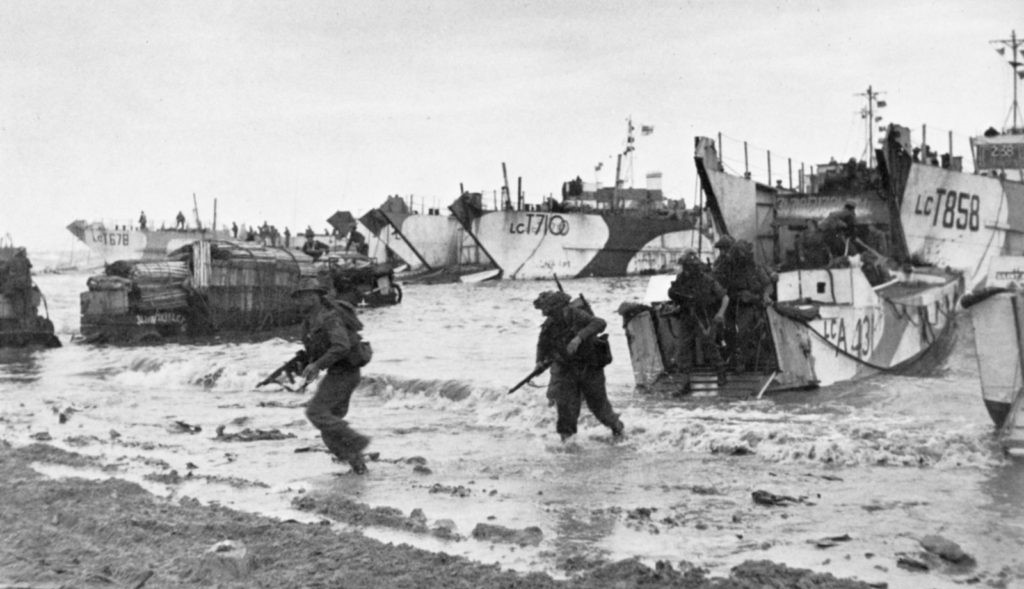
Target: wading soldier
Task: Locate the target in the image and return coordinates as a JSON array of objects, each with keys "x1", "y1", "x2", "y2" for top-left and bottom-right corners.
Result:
[
  {"x1": 668, "y1": 251, "x2": 729, "y2": 392},
  {"x1": 714, "y1": 240, "x2": 773, "y2": 371},
  {"x1": 293, "y1": 277, "x2": 372, "y2": 474},
  {"x1": 533, "y1": 290, "x2": 624, "y2": 442}
]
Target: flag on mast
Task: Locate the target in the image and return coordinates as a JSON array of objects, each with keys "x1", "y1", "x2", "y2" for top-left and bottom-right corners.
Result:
[{"x1": 640, "y1": 125, "x2": 654, "y2": 136}]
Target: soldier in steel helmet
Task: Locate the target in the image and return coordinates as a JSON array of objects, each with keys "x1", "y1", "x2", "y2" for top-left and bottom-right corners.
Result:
[
  {"x1": 533, "y1": 290, "x2": 624, "y2": 443},
  {"x1": 711, "y1": 235, "x2": 735, "y2": 274},
  {"x1": 713, "y1": 239, "x2": 774, "y2": 371},
  {"x1": 292, "y1": 277, "x2": 372, "y2": 474},
  {"x1": 668, "y1": 250, "x2": 729, "y2": 391}
]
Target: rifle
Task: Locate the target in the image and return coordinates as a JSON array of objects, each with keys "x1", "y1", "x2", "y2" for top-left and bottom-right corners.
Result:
[
  {"x1": 508, "y1": 360, "x2": 552, "y2": 395},
  {"x1": 553, "y1": 273, "x2": 594, "y2": 314},
  {"x1": 256, "y1": 349, "x2": 309, "y2": 390}
]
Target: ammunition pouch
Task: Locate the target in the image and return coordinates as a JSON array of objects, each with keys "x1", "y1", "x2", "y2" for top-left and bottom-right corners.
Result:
[
  {"x1": 347, "y1": 340, "x2": 373, "y2": 368},
  {"x1": 580, "y1": 333, "x2": 613, "y2": 368}
]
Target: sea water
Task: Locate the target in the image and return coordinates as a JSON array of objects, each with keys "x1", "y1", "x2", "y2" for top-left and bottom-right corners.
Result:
[{"x1": 2, "y1": 260, "x2": 1022, "y2": 588}]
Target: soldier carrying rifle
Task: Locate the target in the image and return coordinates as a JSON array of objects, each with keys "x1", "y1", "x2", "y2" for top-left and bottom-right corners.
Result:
[
  {"x1": 531, "y1": 289, "x2": 624, "y2": 443},
  {"x1": 288, "y1": 277, "x2": 374, "y2": 475}
]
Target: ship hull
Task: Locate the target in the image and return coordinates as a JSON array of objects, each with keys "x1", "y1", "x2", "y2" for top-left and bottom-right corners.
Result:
[
  {"x1": 963, "y1": 256, "x2": 1024, "y2": 451},
  {"x1": 67, "y1": 221, "x2": 231, "y2": 263},
  {"x1": 461, "y1": 210, "x2": 704, "y2": 280},
  {"x1": 622, "y1": 267, "x2": 962, "y2": 396},
  {"x1": 894, "y1": 163, "x2": 1024, "y2": 289}
]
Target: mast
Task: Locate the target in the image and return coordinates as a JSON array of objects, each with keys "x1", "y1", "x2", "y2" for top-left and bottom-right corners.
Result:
[
  {"x1": 990, "y1": 29, "x2": 1024, "y2": 133},
  {"x1": 613, "y1": 117, "x2": 636, "y2": 210},
  {"x1": 857, "y1": 85, "x2": 886, "y2": 168}
]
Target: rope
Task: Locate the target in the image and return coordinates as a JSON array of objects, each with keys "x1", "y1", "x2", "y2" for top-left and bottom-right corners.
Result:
[
  {"x1": 789, "y1": 302, "x2": 951, "y2": 373},
  {"x1": 969, "y1": 184, "x2": 1008, "y2": 283}
]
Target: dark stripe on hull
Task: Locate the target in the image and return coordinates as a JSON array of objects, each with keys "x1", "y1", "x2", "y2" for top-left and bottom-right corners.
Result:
[
  {"x1": 985, "y1": 399, "x2": 1012, "y2": 429},
  {"x1": 578, "y1": 215, "x2": 697, "y2": 277}
]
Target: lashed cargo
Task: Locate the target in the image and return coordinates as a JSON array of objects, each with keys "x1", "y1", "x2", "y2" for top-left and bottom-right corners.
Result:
[{"x1": 80, "y1": 240, "x2": 318, "y2": 343}]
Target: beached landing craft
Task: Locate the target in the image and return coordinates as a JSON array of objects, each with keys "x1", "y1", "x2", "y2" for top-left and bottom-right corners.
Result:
[
  {"x1": 878, "y1": 123, "x2": 1024, "y2": 290},
  {"x1": 963, "y1": 256, "x2": 1024, "y2": 455},
  {"x1": 618, "y1": 132, "x2": 963, "y2": 397},
  {"x1": 448, "y1": 123, "x2": 708, "y2": 280},
  {"x1": 78, "y1": 240, "x2": 400, "y2": 344},
  {"x1": 67, "y1": 218, "x2": 232, "y2": 264},
  {"x1": 621, "y1": 257, "x2": 962, "y2": 397},
  {"x1": 0, "y1": 241, "x2": 60, "y2": 348},
  {"x1": 359, "y1": 195, "x2": 498, "y2": 284}
]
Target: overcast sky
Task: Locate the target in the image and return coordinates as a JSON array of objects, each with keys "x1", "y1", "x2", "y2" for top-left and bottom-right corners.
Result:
[{"x1": 1, "y1": 0, "x2": 1021, "y2": 252}]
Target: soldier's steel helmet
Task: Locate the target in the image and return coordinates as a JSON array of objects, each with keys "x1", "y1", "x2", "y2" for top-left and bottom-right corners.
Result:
[
  {"x1": 844, "y1": 200, "x2": 857, "y2": 210},
  {"x1": 714, "y1": 235, "x2": 735, "y2": 249},
  {"x1": 291, "y1": 276, "x2": 327, "y2": 297},
  {"x1": 676, "y1": 248, "x2": 699, "y2": 266},
  {"x1": 533, "y1": 290, "x2": 571, "y2": 312}
]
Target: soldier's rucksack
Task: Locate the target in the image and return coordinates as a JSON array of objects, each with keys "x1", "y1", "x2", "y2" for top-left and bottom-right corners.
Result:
[{"x1": 569, "y1": 294, "x2": 612, "y2": 368}]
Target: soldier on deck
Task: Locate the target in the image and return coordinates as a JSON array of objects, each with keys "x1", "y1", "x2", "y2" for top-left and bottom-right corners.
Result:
[
  {"x1": 711, "y1": 235, "x2": 735, "y2": 274},
  {"x1": 533, "y1": 290, "x2": 624, "y2": 443},
  {"x1": 714, "y1": 240, "x2": 774, "y2": 371},
  {"x1": 819, "y1": 200, "x2": 858, "y2": 258},
  {"x1": 668, "y1": 250, "x2": 729, "y2": 391}
]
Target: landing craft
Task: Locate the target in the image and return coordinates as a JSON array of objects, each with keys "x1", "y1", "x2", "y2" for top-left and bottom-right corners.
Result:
[
  {"x1": 359, "y1": 196, "x2": 498, "y2": 284},
  {"x1": 0, "y1": 239, "x2": 60, "y2": 348},
  {"x1": 447, "y1": 119, "x2": 711, "y2": 280},
  {"x1": 963, "y1": 257, "x2": 1024, "y2": 455},
  {"x1": 78, "y1": 239, "x2": 400, "y2": 345},
  {"x1": 951, "y1": 29, "x2": 1024, "y2": 454},
  {"x1": 618, "y1": 126, "x2": 963, "y2": 398}
]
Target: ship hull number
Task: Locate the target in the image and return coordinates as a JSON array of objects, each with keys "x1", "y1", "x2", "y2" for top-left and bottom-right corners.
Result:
[
  {"x1": 912, "y1": 189, "x2": 980, "y2": 231},
  {"x1": 509, "y1": 214, "x2": 569, "y2": 236}
]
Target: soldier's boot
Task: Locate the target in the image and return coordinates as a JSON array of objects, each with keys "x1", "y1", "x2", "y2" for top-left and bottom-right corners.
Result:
[
  {"x1": 348, "y1": 454, "x2": 368, "y2": 475},
  {"x1": 611, "y1": 419, "x2": 625, "y2": 438},
  {"x1": 342, "y1": 433, "x2": 371, "y2": 474}
]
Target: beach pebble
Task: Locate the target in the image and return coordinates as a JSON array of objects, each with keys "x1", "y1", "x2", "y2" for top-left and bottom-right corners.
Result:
[{"x1": 196, "y1": 540, "x2": 254, "y2": 581}]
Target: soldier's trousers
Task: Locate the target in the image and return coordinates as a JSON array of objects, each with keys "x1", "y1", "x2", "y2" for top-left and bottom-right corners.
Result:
[
  {"x1": 305, "y1": 368, "x2": 368, "y2": 461},
  {"x1": 728, "y1": 304, "x2": 765, "y2": 371},
  {"x1": 547, "y1": 363, "x2": 620, "y2": 437},
  {"x1": 678, "y1": 315, "x2": 724, "y2": 378}
]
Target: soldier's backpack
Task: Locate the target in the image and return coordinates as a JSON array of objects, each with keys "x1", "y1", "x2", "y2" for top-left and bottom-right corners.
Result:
[{"x1": 569, "y1": 294, "x2": 612, "y2": 368}]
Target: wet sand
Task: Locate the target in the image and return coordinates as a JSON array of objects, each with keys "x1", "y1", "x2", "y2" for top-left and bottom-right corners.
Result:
[{"x1": 0, "y1": 440, "x2": 881, "y2": 588}]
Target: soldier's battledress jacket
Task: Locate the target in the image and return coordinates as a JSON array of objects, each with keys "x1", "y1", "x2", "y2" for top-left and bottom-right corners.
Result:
[
  {"x1": 715, "y1": 259, "x2": 771, "y2": 305},
  {"x1": 536, "y1": 305, "x2": 608, "y2": 404},
  {"x1": 536, "y1": 306, "x2": 606, "y2": 369},
  {"x1": 668, "y1": 271, "x2": 726, "y2": 317},
  {"x1": 302, "y1": 300, "x2": 363, "y2": 372}
]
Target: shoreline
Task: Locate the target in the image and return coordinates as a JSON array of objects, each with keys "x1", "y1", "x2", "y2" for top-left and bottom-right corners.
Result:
[{"x1": 0, "y1": 440, "x2": 880, "y2": 588}]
